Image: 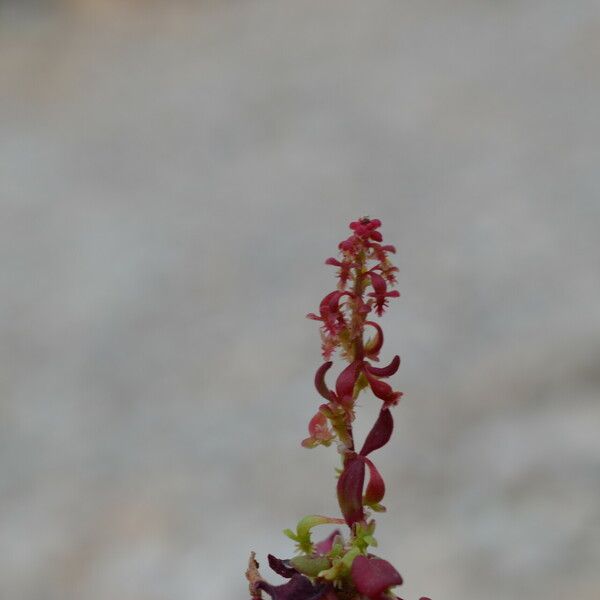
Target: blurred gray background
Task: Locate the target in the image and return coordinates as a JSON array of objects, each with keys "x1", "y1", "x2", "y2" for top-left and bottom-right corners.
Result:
[{"x1": 1, "y1": 1, "x2": 599, "y2": 599}]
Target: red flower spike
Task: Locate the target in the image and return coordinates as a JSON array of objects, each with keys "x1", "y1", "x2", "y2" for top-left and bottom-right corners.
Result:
[
  {"x1": 336, "y1": 457, "x2": 366, "y2": 526},
  {"x1": 360, "y1": 408, "x2": 393, "y2": 457},
  {"x1": 364, "y1": 355, "x2": 400, "y2": 378},
  {"x1": 363, "y1": 457, "x2": 386, "y2": 508},
  {"x1": 246, "y1": 218, "x2": 433, "y2": 600},
  {"x1": 314, "y1": 362, "x2": 334, "y2": 400},
  {"x1": 350, "y1": 556, "x2": 403, "y2": 599}
]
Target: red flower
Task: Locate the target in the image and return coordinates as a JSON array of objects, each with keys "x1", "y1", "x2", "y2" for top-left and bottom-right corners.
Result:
[
  {"x1": 301, "y1": 412, "x2": 335, "y2": 449},
  {"x1": 368, "y1": 271, "x2": 400, "y2": 317}
]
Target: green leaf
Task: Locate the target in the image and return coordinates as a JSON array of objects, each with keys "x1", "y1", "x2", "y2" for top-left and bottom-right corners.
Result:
[
  {"x1": 290, "y1": 556, "x2": 330, "y2": 577},
  {"x1": 285, "y1": 515, "x2": 344, "y2": 554}
]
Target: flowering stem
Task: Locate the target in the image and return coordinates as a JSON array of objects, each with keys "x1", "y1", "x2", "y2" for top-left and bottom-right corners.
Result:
[
  {"x1": 246, "y1": 218, "x2": 431, "y2": 600},
  {"x1": 342, "y1": 253, "x2": 367, "y2": 458}
]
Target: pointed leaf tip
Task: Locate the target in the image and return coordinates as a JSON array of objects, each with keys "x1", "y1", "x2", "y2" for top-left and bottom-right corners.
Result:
[
  {"x1": 364, "y1": 355, "x2": 400, "y2": 378},
  {"x1": 364, "y1": 321, "x2": 384, "y2": 358},
  {"x1": 364, "y1": 369, "x2": 402, "y2": 405},
  {"x1": 314, "y1": 362, "x2": 333, "y2": 400},
  {"x1": 363, "y1": 457, "x2": 386, "y2": 508},
  {"x1": 268, "y1": 554, "x2": 297, "y2": 578},
  {"x1": 360, "y1": 408, "x2": 393, "y2": 456}
]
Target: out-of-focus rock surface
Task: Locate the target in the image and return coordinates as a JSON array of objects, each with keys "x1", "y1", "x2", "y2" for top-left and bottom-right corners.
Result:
[{"x1": 1, "y1": 1, "x2": 599, "y2": 599}]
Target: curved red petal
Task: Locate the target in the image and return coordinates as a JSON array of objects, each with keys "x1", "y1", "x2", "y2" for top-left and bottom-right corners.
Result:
[
  {"x1": 325, "y1": 257, "x2": 342, "y2": 267},
  {"x1": 369, "y1": 271, "x2": 387, "y2": 296},
  {"x1": 360, "y1": 408, "x2": 393, "y2": 457},
  {"x1": 364, "y1": 321, "x2": 384, "y2": 358},
  {"x1": 364, "y1": 355, "x2": 400, "y2": 378},
  {"x1": 351, "y1": 556, "x2": 403, "y2": 598},
  {"x1": 363, "y1": 457, "x2": 385, "y2": 506},
  {"x1": 314, "y1": 361, "x2": 333, "y2": 400},
  {"x1": 363, "y1": 369, "x2": 393, "y2": 400},
  {"x1": 335, "y1": 360, "x2": 360, "y2": 402},
  {"x1": 336, "y1": 457, "x2": 365, "y2": 526},
  {"x1": 321, "y1": 290, "x2": 342, "y2": 313}
]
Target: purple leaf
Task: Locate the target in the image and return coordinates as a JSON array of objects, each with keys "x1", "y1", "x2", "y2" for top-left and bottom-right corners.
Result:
[
  {"x1": 360, "y1": 409, "x2": 393, "y2": 457},
  {"x1": 363, "y1": 458, "x2": 385, "y2": 507},
  {"x1": 256, "y1": 574, "x2": 327, "y2": 600},
  {"x1": 364, "y1": 355, "x2": 400, "y2": 378},
  {"x1": 337, "y1": 457, "x2": 365, "y2": 526},
  {"x1": 314, "y1": 362, "x2": 333, "y2": 400},
  {"x1": 363, "y1": 369, "x2": 402, "y2": 405},
  {"x1": 351, "y1": 556, "x2": 403, "y2": 598},
  {"x1": 335, "y1": 360, "x2": 360, "y2": 402},
  {"x1": 267, "y1": 554, "x2": 297, "y2": 578}
]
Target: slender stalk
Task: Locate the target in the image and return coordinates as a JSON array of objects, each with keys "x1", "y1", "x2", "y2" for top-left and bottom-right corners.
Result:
[{"x1": 342, "y1": 252, "x2": 367, "y2": 457}]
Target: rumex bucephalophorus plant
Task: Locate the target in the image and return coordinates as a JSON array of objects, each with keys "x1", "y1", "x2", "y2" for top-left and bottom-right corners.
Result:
[{"x1": 246, "y1": 218, "x2": 430, "y2": 600}]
